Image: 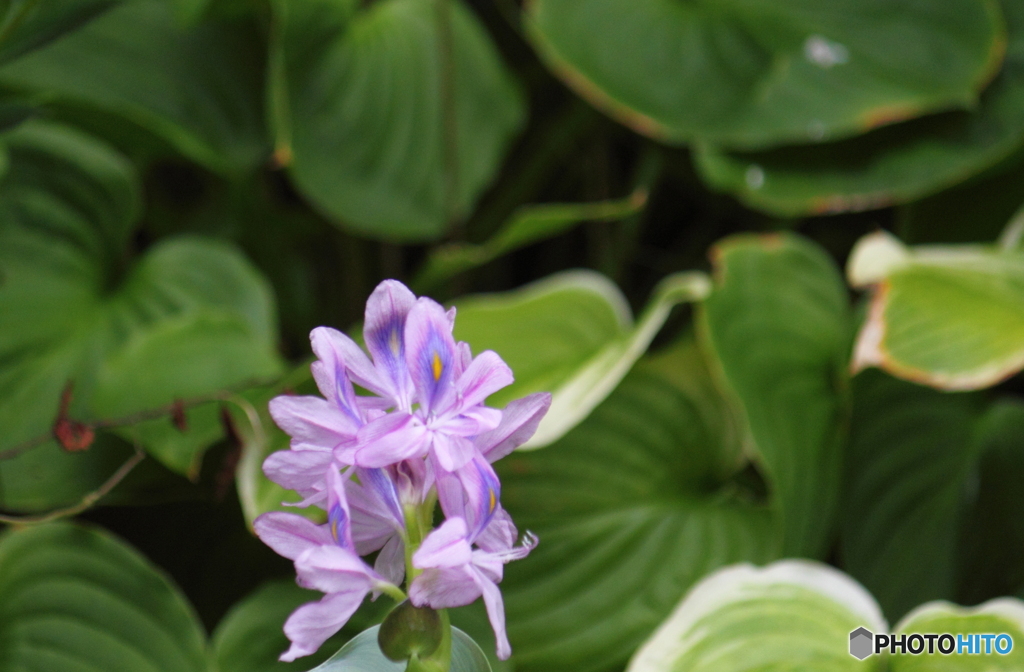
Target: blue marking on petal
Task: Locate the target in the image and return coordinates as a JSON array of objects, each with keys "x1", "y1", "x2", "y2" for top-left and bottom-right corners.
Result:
[
  {"x1": 418, "y1": 328, "x2": 454, "y2": 412},
  {"x1": 361, "y1": 467, "x2": 404, "y2": 525},
  {"x1": 328, "y1": 502, "x2": 348, "y2": 547},
  {"x1": 473, "y1": 459, "x2": 501, "y2": 537},
  {"x1": 333, "y1": 364, "x2": 363, "y2": 425},
  {"x1": 369, "y1": 318, "x2": 406, "y2": 387}
]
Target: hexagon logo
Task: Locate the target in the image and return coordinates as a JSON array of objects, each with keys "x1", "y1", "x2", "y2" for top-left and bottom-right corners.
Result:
[{"x1": 849, "y1": 627, "x2": 874, "y2": 660}]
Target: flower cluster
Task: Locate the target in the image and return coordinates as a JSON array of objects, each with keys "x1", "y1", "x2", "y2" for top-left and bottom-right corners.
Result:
[{"x1": 254, "y1": 280, "x2": 550, "y2": 662}]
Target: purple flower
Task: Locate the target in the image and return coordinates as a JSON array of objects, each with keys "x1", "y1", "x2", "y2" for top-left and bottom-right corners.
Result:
[
  {"x1": 354, "y1": 297, "x2": 515, "y2": 472},
  {"x1": 257, "y1": 279, "x2": 552, "y2": 663},
  {"x1": 263, "y1": 326, "x2": 385, "y2": 507},
  {"x1": 254, "y1": 469, "x2": 400, "y2": 661},
  {"x1": 347, "y1": 466, "x2": 408, "y2": 586},
  {"x1": 409, "y1": 516, "x2": 537, "y2": 660}
]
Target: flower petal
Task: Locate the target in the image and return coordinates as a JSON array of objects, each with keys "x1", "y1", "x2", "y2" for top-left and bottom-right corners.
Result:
[
  {"x1": 437, "y1": 453, "x2": 501, "y2": 541},
  {"x1": 294, "y1": 545, "x2": 377, "y2": 594},
  {"x1": 404, "y1": 298, "x2": 458, "y2": 414},
  {"x1": 413, "y1": 517, "x2": 472, "y2": 569},
  {"x1": 327, "y1": 468, "x2": 355, "y2": 551},
  {"x1": 475, "y1": 507, "x2": 517, "y2": 554},
  {"x1": 279, "y1": 588, "x2": 368, "y2": 661},
  {"x1": 455, "y1": 350, "x2": 513, "y2": 411},
  {"x1": 374, "y1": 534, "x2": 406, "y2": 588},
  {"x1": 430, "y1": 432, "x2": 477, "y2": 473},
  {"x1": 310, "y1": 326, "x2": 390, "y2": 401},
  {"x1": 454, "y1": 341, "x2": 473, "y2": 379},
  {"x1": 473, "y1": 566, "x2": 511, "y2": 660},
  {"x1": 308, "y1": 326, "x2": 366, "y2": 425},
  {"x1": 262, "y1": 449, "x2": 334, "y2": 496},
  {"x1": 357, "y1": 467, "x2": 404, "y2": 525},
  {"x1": 268, "y1": 395, "x2": 358, "y2": 451},
  {"x1": 408, "y1": 566, "x2": 481, "y2": 610},
  {"x1": 354, "y1": 412, "x2": 429, "y2": 468},
  {"x1": 348, "y1": 469, "x2": 403, "y2": 555},
  {"x1": 364, "y1": 280, "x2": 417, "y2": 410},
  {"x1": 438, "y1": 406, "x2": 502, "y2": 438},
  {"x1": 475, "y1": 393, "x2": 552, "y2": 463},
  {"x1": 254, "y1": 512, "x2": 333, "y2": 561}
]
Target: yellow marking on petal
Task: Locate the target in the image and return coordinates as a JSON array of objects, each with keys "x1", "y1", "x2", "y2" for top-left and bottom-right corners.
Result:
[
  {"x1": 432, "y1": 352, "x2": 443, "y2": 381},
  {"x1": 330, "y1": 520, "x2": 339, "y2": 543},
  {"x1": 389, "y1": 328, "x2": 400, "y2": 356},
  {"x1": 489, "y1": 489, "x2": 496, "y2": 513}
]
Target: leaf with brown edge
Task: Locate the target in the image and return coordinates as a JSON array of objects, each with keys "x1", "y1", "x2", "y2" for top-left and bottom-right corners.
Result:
[
  {"x1": 525, "y1": 0, "x2": 1005, "y2": 150},
  {"x1": 848, "y1": 229, "x2": 1024, "y2": 390}
]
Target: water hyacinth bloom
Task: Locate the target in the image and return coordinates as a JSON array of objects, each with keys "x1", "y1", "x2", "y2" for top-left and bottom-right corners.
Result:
[
  {"x1": 255, "y1": 469, "x2": 401, "y2": 661},
  {"x1": 258, "y1": 279, "x2": 550, "y2": 663},
  {"x1": 354, "y1": 297, "x2": 515, "y2": 472},
  {"x1": 410, "y1": 516, "x2": 537, "y2": 660}
]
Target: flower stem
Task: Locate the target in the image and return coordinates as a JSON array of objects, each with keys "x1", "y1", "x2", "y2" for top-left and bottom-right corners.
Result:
[
  {"x1": 403, "y1": 495, "x2": 436, "y2": 586},
  {"x1": 404, "y1": 608, "x2": 451, "y2": 672}
]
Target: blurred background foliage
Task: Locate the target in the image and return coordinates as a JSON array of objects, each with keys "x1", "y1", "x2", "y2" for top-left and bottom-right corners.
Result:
[{"x1": 1, "y1": 0, "x2": 1024, "y2": 671}]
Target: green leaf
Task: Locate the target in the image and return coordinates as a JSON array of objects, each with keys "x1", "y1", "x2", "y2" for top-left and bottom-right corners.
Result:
[
  {"x1": 0, "y1": 0, "x2": 118, "y2": 65},
  {"x1": 271, "y1": 0, "x2": 524, "y2": 241},
  {"x1": 212, "y1": 579, "x2": 392, "y2": 672},
  {"x1": 413, "y1": 190, "x2": 648, "y2": 291},
  {"x1": 699, "y1": 233, "x2": 851, "y2": 557},
  {"x1": 841, "y1": 370, "x2": 984, "y2": 622},
  {"x1": 0, "y1": 522, "x2": 208, "y2": 671},
  {"x1": 303, "y1": 625, "x2": 489, "y2": 672},
  {"x1": 693, "y1": 0, "x2": 1024, "y2": 216},
  {"x1": 0, "y1": 121, "x2": 283, "y2": 504},
  {"x1": 893, "y1": 599, "x2": 1024, "y2": 670},
  {"x1": 848, "y1": 230, "x2": 1024, "y2": 390},
  {"x1": 453, "y1": 269, "x2": 711, "y2": 449},
  {"x1": 526, "y1": 0, "x2": 1004, "y2": 149},
  {"x1": 499, "y1": 359, "x2": 778, "y2": 672},
  {"x1": 956, "y1": 400, "x2": 1024, "y2": 604},
  {"x1": 627, "y1": 560, "x2": 886, "y2": 672},
  {"x1": 0, "y1": 0, "x2": 268, "y2": 173}
]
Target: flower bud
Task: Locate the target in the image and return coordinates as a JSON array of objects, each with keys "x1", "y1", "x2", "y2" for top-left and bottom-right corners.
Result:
[{"x1": 377, "y1": 600, "x2": 443, "y2": 662}]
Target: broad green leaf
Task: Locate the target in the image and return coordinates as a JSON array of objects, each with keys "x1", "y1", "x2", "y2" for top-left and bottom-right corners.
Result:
[
  {"x1": 0, "y1": 522, "x2": 208, "y2": 671},
  {"x1": 271, "y1": 0, "x2": 524, "y2": 241},
  {"x1": 212, "y1": 579, "x2": 391, "y2": 672},
  {"x1": 699, "y1": 233, "x2": 851, "y2": 557},
  {"x1": 0, "y1": 121, "x2": 283, "y2": 506},
  {"x1": 693, "y1": 0, "x2": 1024, "y2": 216},
  {"x1": 627, "y1": 560, "x2": 886, "y2": 672},
  {"x1": 848, "y1": 230, "x2": 1024, "y2": 390},
  {"x1": 893, "y1": 599, "x2": 1024, "y2": 670},
  {"x1": 956, "y1": 400, "x2": 1024, "y2": 604},
  {"x1": 453, "y1": 269, "x2": 711, "y2": 449},
  {"x1": 526, "y1": 0, "x2": 1004, "y2": 149},
  {"x1": 303, "y1": 625, "x2": 490, "y2": 672},
  {"x1": 413, "y1": 189, "x2": 647, "y2": 291},
  {"x1": 499, "y1": 362, "x2": 778, "y2": 672},
  {"x1": 0, "y1": 0, "x2": 118, "y2": 65},
  {"x1": 0, "y1": 0, "x2": 267, "y2": 173},
  {"x1": 841, "y1": 370, "x2": 984, "y2": 622}
]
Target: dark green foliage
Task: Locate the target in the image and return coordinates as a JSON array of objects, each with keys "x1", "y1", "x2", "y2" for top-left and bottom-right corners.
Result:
[{"x1": 0, "y1": 2, "x2": 1022, "y2": 671}]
